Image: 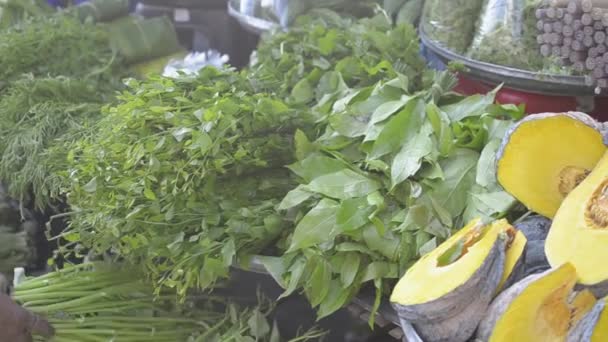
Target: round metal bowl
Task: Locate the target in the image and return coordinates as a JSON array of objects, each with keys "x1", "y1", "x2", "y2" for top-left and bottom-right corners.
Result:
[
  {"x1": 227, "y1": 1, "x2": 277, "y2": 35},
  {"x1": 420, "y1": 27, "x2": 596, "y2": 97}
]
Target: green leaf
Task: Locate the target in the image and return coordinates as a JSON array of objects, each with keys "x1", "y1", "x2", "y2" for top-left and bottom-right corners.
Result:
[
  {"x1": 258, "y1": 255, "x2": 292, "y2": 288},
  {"x1": 362, "y1": 225, "x2": 400, "y2": 261},
  {"x1": 432, "y1": 148, "x2": 479, "y2": 218},
  {"x1": 340, "y1": 253, "x2": 360, "y2": 287},
  {"x1": 287, "y1": 199, "x2": 339, "y2": 252},
  {"x1": 248, "y1": 309, "x2": 271, "y2": 338},
  {"x1": 280, "y1": 257, "x2": 307, "y2": 299},
  {"x1": 426, "y1": 102, "x2": 454, "y2": 156},
  {"x1": 306, "y1": 169, "x2": 381, "y2": 200},
  {"x1": 390, "y1": 128, "x2": 433, "y2": 187},
  {"x1": 336, "y1": 197, "x2": 374, "y2": 232},
  {"x1": 361, "y1": 261, "x2": 398, "y2": 282},
  {"x1": 288, "y1": 154, "x2": 346, "y2": 183},
  {"x1": 369, "y1": 99, "x2": 425, "y2": 159},
  {"x1": 307, "y1": 259, "x2": 331, "y2": 307},
  {"x1": 441, "y1": 86, "x2": 499, "y2": 122},
  {"x1": 294, "y1": 129, "x2": 316, "y2": 161},
  {"x1": 329, "y1": 112, "x2": 369, "y2": 138},
  {"x1": 278, "y1": 186, "x2": 313, "y2": 210},
  {"x1": 476, "y1": 139, "x2": 500, "y2": 187},
  {"x1": 369, "y1": 97, "x2": 410, "y2": 125},
  {"x1": 317, "y1": 279, "x2": 353, "y2": 319},
  {"x1": 291, "y1": 78, "x2": 314, "y2": 104}
]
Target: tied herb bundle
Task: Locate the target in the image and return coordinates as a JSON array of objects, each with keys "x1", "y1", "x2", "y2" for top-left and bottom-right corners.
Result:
[
  {"x1": 0, "y1": 14, "x2": 125, "y2": 90},
  {"x1": 261, "y1": 76, "x2": 526, "y2": 321},
  {"x1": 64, "y1": 67, "x2": 313, "y2": 297},
  {"x1": 249, "y1": 10, "x2": 427, "y2": 103},
  {"x1": 13, "y1": 263, "x2": 324, "y2": 342},
  {"x1": 0, "y1": 13, "x2": 130, "y2": 210}
]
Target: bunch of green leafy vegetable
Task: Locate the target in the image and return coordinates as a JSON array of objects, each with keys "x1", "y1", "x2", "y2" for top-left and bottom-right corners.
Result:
[
  {"x1": 63, "y1": 67, "x2": 314, "y2": 298},
  {"x1": 259, "y1": 74, "x2": 526, "y2": 321},
  {"x1": 0, "y1": 14, "x2": 126, "y2": 91},
  {"x1": 249, "y1": 10, "x2": 428, "y2": 103},
  {"x1": 421, "y1": 0, "x2": 485, "y2": 54},
  {"x1": 14, "y1": 262, "x2": 324, "y2": 342},
  {"x1": 0, "y1": 76, "x2": 121, "y2": 210}
]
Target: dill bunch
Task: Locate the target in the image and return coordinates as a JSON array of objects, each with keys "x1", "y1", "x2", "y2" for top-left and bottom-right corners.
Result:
[
  {"x1": 0, "y1": 14, "x2": 125, "y2": 90},
  {"x1": 0, "y1": 76, "x2": 114, "y2": 210}
]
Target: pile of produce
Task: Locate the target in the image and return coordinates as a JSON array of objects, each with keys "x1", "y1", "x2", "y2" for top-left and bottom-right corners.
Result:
[
  {"x1": 0, "y1": 3, "x2": 182, "y2": 211},
  {"x1": 249, "y1": 9, "x2": 427, "y2": 100},
  {"x1": 388, "y1": 111, "x2": 608, "y2": 341},
  {"x1": 13, "y1": 262, "x2": 324, "y2": 341},
  {"x1": 64, "y1": 67, "x2": 312, "y2": 296},
  {"x1": 535, "y1": 0, "x2": 608, "y2": 87}
]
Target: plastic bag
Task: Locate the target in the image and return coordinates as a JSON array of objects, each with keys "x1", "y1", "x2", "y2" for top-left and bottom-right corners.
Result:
[
  {"x1": 106, "y1": 16, "x2": 182, "y2": 65},
  {"x1": 163, "y1": 51, "x2": 230, "y2": 78},
  {"x1": 72, "y1": 0, "x2": 129, "y2": 22},
  {"x1": 466, "y1": 0, "x2": 546, "y2": 70},
  {"x1": 384, "y1": 0, "x2": 425, "y2": 26},
  {"x1": 421, "y1": 0, "x2": 485, "y2": 54},
  {"x1": 273, "y1": 0, "x2": 377, "y2": 27}
]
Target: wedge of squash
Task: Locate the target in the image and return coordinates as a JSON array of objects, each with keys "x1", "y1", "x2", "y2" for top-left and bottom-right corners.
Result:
[
  {"x1": 546, "y1": 151, "x2": 608, "y2": 296},
  {"x1": 567, "y1": 296, "x2": 608, "y2": 342},
  {"x1": 496, "y1": 112, "x2": 607, "y2": 218},
  {"x1": 477, "y1": 263, "x2": 590, "y2": 342},
  {"x1": 390, "y1": 219, "x2": 516, "y2": 342}
]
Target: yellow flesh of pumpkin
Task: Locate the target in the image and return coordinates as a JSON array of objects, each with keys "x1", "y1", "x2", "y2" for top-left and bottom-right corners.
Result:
[
  {"x1": 391, "y1": 219, "x2": 509, "y2": 305},
  {"x1": 488, "y1": 263, "x2": 577, "y2": 342},
  {"x1": 546, "y1": 151, "x2": 608, "y2": 285},
  {"x1": 591, "y1": 298, "x2": 608, "y2": 342},
  {"x1": 497, "y1": 116, "x2": 606, "y2": 218},
  {"x1": 498, "y1": 230, "x2": 527, "y2": 291},
  {"x1": 570, "y1": 290, "x2": 598, "y2": 325}
]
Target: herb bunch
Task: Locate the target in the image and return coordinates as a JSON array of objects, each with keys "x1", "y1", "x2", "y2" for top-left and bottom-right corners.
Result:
[
  {"x1": 263, "y1": 76, "x2": 526, "y2": 320},
  {"x1": 250, "y1": 10, "x2": 427, "y2": 103},
  {"x1": 64, "y1": 67, "x2": 313, "y2": 297}
]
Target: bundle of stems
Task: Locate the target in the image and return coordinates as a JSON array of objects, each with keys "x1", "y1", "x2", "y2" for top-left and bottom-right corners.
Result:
[{"x1": 13, "y1": 263, "x2": 325, "y2": 342}]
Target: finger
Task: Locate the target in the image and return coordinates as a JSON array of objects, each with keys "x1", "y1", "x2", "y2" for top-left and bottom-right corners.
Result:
[
  {"x1": 26, "y1": 313, "x2": 55, "y2": 338},
  {"x1": 14, "y1": 333, "x2": 33, "y2": 342}
]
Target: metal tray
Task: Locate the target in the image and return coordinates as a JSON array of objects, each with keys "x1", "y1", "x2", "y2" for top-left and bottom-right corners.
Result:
[
  {"x1": 227, "y1": 1, "x2": 277, "y2": 35},
  {"x1": 420, "y1": 28, "x2": 596, "y2": 97}
]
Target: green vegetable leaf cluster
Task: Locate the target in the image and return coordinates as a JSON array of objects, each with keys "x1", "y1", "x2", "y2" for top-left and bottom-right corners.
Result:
[
  {"x1": 250, "y1": 10, "x2": 428, "y2": 102},
  {"x1": 64, "y1": 67, "x2": 313, "y2": 297},
  {"x1": 265, "y1": 74, "x2": 523, "y2": 320}
]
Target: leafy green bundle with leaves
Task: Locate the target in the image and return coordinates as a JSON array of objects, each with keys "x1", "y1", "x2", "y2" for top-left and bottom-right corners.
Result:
[
  {"x1": 261, "y1": 75, "x2": 526, "y2": 321},
  {"x1": 14, "y1": 262, "x2": 324, "y2": 342},
  {"x1": 0, "y1": 15, "x2": 125, "y2": 90},
  {"x1": 0, "y1": 76, "x2": 120, "y2": 209},
  {"x1": 64, "y1": 67, "x2": 314, "y2": 297},
  {"x1": 249, "y1": 10, "x2": 427, "y2": 104}
]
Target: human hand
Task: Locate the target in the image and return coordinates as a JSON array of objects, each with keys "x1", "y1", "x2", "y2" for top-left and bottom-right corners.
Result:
[{"x1": 0, "y1": 292, "x2": 54, "y2": 342}]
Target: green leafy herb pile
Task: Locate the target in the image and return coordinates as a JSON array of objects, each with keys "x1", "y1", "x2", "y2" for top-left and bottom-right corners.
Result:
[
  {"x1": 14, "y1": 262, "x2": 324, "y2": 342},
  {"x1": 260, "y1": 80, "x2": 525, "y2": 320},
  {"x1": 0, "y1": 14, "x2": 131, "y2": 210},
  {"x1": 249, "y1": 10, "x2": 427, "y2": 102},
  {"x1": 64, "y1": 67, "x2": 313, "y2": 297}
]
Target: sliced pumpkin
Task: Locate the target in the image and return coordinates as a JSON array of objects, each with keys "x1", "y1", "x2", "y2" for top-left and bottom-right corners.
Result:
[
  {"x1": 390, "y1": 219, "x2": 510, "y2": 342},
  {"x1": 498, "y1": 228, "x2": 527, "y2": 291},
  {"x1": 567, "y1": 297, "x2": 607, "y2": 342},
  {"x1": 496, "y1": 112, "x2": 606, "y2": 218},
  {"x1": 477, "y1": 263, "x2": 583, "y2": 342},
  {"x1": 546, "y1": 151, "x2": 608, "y2": 293}
]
